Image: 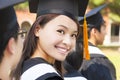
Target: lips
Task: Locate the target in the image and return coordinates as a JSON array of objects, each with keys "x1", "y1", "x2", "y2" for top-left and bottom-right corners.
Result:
[{"x1": 55, "y1": 46, "x2": 70, "y2": 55}]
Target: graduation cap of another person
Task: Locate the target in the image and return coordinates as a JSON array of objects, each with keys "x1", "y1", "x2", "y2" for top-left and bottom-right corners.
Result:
[
  {"x1": 0, "y1": 7, "x2": 19, "y2": 57},
  {"x1": 0, "y1": 0, "x2": 26, "y2": 10},
  {"x1": 29, "y1": 0, "x2": 89, "y2": 20},
  {"x1": 79, "y1": 4, "x2": 107, "y2": 28}
]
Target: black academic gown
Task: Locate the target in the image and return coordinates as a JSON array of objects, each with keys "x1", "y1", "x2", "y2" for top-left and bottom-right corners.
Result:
[
  {"x1": 21, "y1": 58, "x2": 63, "y2": 80},
  {"x1": 80, "y1": 42, "x2": 116, "y2": 80}
]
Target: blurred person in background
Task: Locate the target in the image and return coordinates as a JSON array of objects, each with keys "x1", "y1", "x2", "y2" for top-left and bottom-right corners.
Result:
[
  {"x1": 0, "y1": 0, "x2": 27, "y2": 79},
  {"x1": 79, "y1": 4, "x2": 116, "y2": 80}
]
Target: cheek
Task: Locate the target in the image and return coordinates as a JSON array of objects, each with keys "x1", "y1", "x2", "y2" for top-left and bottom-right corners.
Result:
[
  {"x1": 17, "y1": 37, "x2": 24, "y2": 51},
  {"x1": 39, "y1": 32, "x2": 61, "y2": 50},
  {"x1": 15, "y1": 39, "x2": 23, "y2": 60},
  {"x1": 101, "y1": 31, "x2": 106, "y2": 38},
  {"x1": 70, "y1": 39, "x2": 76, "y2": 51},
  {"x1": 44, "y1": 33, "x2": 61, "y2": 44},
  {"x1": 101, "y1": 27, "x2": 106, "y2": 35}
]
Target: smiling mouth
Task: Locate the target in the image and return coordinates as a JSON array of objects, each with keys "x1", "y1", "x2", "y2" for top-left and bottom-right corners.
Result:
[{"x1": 55, "y1": 46, "x2": 70, "y2": 55}]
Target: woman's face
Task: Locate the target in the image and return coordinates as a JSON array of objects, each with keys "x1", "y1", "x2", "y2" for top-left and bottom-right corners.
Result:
[{"x1": 35, "y1": 15, "x2": 78, "y2": 62}]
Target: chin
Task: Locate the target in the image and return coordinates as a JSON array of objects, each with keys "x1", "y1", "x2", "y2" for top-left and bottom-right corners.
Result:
[{"x1": 56, "y1": 57, "x2": 66, "y2": 61}]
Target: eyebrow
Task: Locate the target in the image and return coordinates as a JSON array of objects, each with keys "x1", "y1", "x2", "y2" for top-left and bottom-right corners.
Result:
[{"x1": 58, "y1": 25, "x2": 78, "y2": 33}]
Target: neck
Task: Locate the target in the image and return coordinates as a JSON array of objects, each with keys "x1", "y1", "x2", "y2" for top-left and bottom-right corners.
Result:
[
  {"x1": 0, "y1": 59, "x2": 12, "y2": 80},
  {"x1": 31, "y1": 46, "x2": 55, "y2": 64},
  {"x1": 88, "y1": 39, "x2": 97, "y2": 46}
]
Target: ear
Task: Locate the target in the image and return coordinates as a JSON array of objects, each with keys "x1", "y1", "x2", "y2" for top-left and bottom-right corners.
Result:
[
  {"x1": 90, "y1": 28, "x2": 97, "y2": 38},
  {"x1": 6, "y1": 38, "x2": 16, "y2": 55},
  {"x1": 91, "y1": 28, "x2": 97, "y2": 34},
  {"x1": 34, "y1": 25, "x2": 41, "y2": 37}
]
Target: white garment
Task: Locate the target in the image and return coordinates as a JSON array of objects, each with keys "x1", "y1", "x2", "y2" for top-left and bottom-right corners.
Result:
[
  {"x1": 88, "y1": 46, "x2": 105, "y2": 55},
  {"x1": 21, "y1": 63, "x2": 60, "y2": 80},
  {"x1": 64, "y1": 76, "x2": 87, "y2": 80}
]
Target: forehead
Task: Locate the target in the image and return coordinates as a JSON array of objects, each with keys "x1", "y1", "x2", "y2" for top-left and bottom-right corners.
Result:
[{"x1": 46, "y1": 15, "x2": 78, "y2": 30}]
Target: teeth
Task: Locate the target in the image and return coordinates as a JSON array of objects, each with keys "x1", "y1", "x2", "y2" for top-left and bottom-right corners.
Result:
[{"x1": 57, "y1": 47, "x2": 67, "y2": 52}]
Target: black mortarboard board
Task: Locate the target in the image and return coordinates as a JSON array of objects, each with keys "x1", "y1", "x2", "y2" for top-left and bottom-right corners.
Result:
[
  {"x1": 0, "y1": 0, "x2": 26, "y2": 10},
  {"x1": 0, "y1": 7, "x2": 19, "y2": 58},
  {"x1": 79, "y1": 4, "x2": 107, "y2": 28},
  {"x1": 29, "y1": 0, "x2": 89, "y2": 19}
]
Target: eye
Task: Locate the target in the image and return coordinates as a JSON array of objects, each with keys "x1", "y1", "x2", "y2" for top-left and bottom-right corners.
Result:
[
  {"x1": 57, "y1": 30, "x2": 65, "y2": 34},
  {"x1": 71, "y1": 34, "x2": 77, "y2": 38}
]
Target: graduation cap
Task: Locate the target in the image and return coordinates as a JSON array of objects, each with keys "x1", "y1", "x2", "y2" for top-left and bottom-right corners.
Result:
[
  {"x1": 79, "y1": 4, "x2": 107, "y2": 28},
  {"x1": 29, "y1": 0, "x2": 89, "y2": 20},
  {"x1": 0, "y1": 6, "x2": 19, "y2": 57},
  {"x1": 0, "y1": 0, "x2": 27, "y2": 10}
]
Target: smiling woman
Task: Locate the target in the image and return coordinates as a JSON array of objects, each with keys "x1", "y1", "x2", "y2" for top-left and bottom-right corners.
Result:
[
  {"x1": 13, "y1": 11, "x2": 80, "y2": 80},
  {"x1": 34, "y1": 15, "x2": 78, "y2": 62},
  {"x1": 12, "y1": 0, "x2": 89, "y2": 80}
]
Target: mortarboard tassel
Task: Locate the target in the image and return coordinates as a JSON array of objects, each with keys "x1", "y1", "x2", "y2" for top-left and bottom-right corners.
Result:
[{"x1": 83, "y1": 16, "x2": 90, "y2": 60}]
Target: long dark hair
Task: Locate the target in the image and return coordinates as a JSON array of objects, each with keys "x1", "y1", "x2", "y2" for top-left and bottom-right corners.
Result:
[{"x1": 12, "y1": 14, "x2": 81, "y2": 80}]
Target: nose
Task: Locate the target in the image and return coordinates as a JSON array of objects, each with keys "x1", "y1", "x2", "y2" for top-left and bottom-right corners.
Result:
[{"x1": 62, "y1": 35, "x2": 73, "y2": 47}]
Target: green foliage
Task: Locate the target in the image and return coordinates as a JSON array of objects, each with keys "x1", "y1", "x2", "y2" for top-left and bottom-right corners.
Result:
[
  {"x1": 14, "y1": 1, "x2": 29, "y2": 10},
  {"x1": 109, "y1": 13, "x2": 120, "y2": 22},
  {"x1": 91, "y1": 0, "x2": 104, "y2": 6},
  {"x1": 89, "y1": 0, "x2": 120, "y2": 18},
  {"x1": 109, "y1": 0, "x2": 120, "y2": 15}
]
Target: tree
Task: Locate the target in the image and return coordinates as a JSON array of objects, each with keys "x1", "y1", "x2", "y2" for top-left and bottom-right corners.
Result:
[
  {"x1": 89, "y1": 0, "x2": 120, "y2": 22},
  {"x1": 14, "y1": 1, "x2": 28, "y2": 10}
]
